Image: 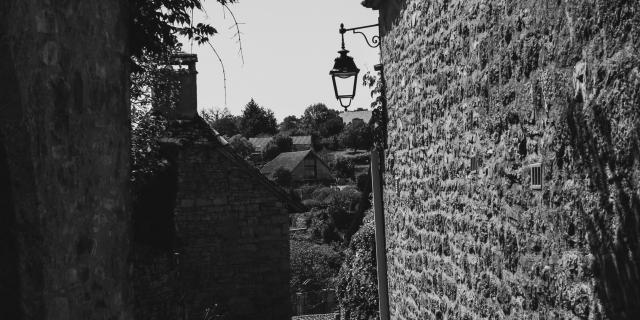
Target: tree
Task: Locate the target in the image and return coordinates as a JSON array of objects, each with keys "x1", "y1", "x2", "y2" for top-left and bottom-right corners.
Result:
[
  {"x1": 321, "y1": 117, "x2": 345, "y2": 137},
  {"x1": 301, "y1": 103, "x2": 344, "y2": 137},
  {"x1": 263, "y1": 134, "x2": 293, "y2": 161},
  {"x1": 130, "y1": 0, "x2": 238, "y2": 68},
  {"x1": 201, "y1": 107, "x2": 240, "y2": 137},
  {"x1": 340, "y1": 122, "x2": 373, "y2": 151},
  {"x1": 227, "y1": 134, "x2": 254, "y2": 159},
  {"x1": 239, "y1": 99, "x2": 278, "y2": 137},
  {"x1": 280, "y1": 115, "x2": 301, "y2": 133}
]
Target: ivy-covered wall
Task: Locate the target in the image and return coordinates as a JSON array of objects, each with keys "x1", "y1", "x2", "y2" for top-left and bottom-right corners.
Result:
[{"x1": 374, "y1": 0, "x2": 640, "y2": 318}]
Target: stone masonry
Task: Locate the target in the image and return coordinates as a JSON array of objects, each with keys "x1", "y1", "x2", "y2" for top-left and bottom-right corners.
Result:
[
  {"x1": 132, "y1": 54, "x2": 302, "y2": 320},
  {"x1": 367, "y1": 0, "x2": 640, "y2": 319}
]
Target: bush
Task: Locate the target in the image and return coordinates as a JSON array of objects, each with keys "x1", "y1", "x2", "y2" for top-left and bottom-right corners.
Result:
[
  {"x1": 321, "y1": 135, "x2": 343, "y2": 151},
  {"x1": 290, "y1": 239, "x2": 343, "y2": 292},
  {"x1": 227, "y1": 134, "x2": 254, "y2": 159},
  {"x1": 296, "y1": 184, "x2": 324, "y2": 200},
  {"x1": 336, "y1": 213, "x2": 378, "y2": 319},
  {"x1": 308, "y1": 211, "x2": 342, "y2": 244},
  {"x1": 311, "y1": 186, "x2": 361, "y2": 211},
  {"x1": 356, "y1": 172, "x2": 371, "y2": 193},
  {"x1": 349, "y1": 153, "x2": 370, "y2": 165},
  {"x1": 302, "y1": 199, "x2": 324, "y2": 209},
  {"x1": 334, "y1": 157, "x2": 355, "y2": 179}
]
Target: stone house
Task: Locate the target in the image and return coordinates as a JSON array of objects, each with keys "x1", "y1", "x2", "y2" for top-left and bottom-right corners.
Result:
[
  {"x1": 365, "y1": 0, "x2": 640, "y2": 319},
  {"x1": 132, "y1": 53, "x2": 305, "y2": 320},
  {"x1": 291, "y1": 135, "x2": 312, "y2": 151},
  {"x1": 261, "y1": 150, "x2": 333, "y2": 183}
]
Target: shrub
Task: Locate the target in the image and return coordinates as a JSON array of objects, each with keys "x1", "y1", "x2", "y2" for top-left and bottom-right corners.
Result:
[
  {"x1": 312, "y1": 186, "x2": 361, "y2": 211},
  {"x1": 349, "y1": 153, "x2": 370, "y2": 165},
  {"x1": 290, "y1": 239, "x2": 343, "y2": 292},
  {"x1": 336, "y1": 213, "x2": 378, "y2": 319},
  {"x1": 321, "y1": 135, "x2": 343, "y2": 151},
  {"x1": 297, "y1": 184, "x2": 324, "y2": 200},
  {"x1": 334, "y1": 157, "x2": 355, "y2": 179},
  {"x1": 227, "y1": 134, "x2": 254, "y2": 159},
  {"x1": 302, "y1": 199, "x2": 324, "y2": 209},
  {"x1": 356, "y1": 172, "x2": 371, "y2": 193}
]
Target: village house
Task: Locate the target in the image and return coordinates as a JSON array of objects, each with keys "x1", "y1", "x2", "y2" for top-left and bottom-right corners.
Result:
[
  {"x1": 261, "y1": 150, "x2": 333, "y2": 184},
  {"x1": 339, "y1": 110, "x2": 372, "y2": 126},
  {"x1": 132, "y1": 53, "x2": 305, "y2": 320},
  {"x1": 291, "y1": 135, "x2": 312, "y2": 151}
]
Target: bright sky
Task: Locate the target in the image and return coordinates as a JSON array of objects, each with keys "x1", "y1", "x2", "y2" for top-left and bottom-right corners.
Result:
[{"x1": 185, "y1": 0, "x2": 380, "y2": 121}]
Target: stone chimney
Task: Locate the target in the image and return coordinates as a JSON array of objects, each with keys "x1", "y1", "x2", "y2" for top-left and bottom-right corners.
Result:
[{"x1": 156, "y1": 53, "x2": 198, "y2": 119}]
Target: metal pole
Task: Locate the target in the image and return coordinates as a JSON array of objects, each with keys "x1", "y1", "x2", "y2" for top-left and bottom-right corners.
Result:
[{"x1": 371, "y1": 148, "x2": 390, "y2": 320}]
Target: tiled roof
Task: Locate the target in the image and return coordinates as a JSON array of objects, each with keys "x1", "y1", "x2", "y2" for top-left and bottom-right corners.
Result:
[{"x1": 339, "y1": 110, "x2": 372, "y2": 124}]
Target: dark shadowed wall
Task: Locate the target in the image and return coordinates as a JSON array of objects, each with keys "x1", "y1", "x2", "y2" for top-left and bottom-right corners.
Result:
[
  {"x1": 0, "y1": 1, "x2": 131, "y2": 319},
  {"x1": 132, "y1": 119, "x2": 292, "y2": 320}
]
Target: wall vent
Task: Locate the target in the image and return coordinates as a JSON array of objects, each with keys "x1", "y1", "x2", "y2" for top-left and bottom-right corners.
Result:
[
  {"x1": 470, "y1": 155, "x2": 482, "y2": 173},
  {"x1": 530, "y1": 163, "x2": 543, "y2": 190}
]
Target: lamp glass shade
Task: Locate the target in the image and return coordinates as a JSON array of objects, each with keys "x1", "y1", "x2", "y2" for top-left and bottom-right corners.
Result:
[
  {"x1": 331, "y1": 71, "x2": 358, "y2": 99},
  {"x1": 330, "y1": 49, "x2": 360, "y2": 108}
]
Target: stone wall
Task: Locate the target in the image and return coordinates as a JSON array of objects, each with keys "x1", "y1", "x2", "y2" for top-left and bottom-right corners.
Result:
[
  {"x1": 174, "y1": 143, "x2": 291, "y2": 320},
  {"x1": 133, "y1": 119, "x2": 293, "y2": 320},
  {"x1": 375, "y1": 0, "x2": 640, "y2": 319}
]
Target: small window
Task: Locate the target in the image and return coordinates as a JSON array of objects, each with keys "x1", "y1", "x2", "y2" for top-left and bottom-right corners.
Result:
[{"x1": 530, "y1": 163, "x2": 543, "y2": 190}]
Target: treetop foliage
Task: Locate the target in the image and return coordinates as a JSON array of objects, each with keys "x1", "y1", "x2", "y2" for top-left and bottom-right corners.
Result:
[
  {"x1": 201, "y1": 107, "x2": 240, "y2": 137},
  {"x1": 301, "y1": 103, "x2": 344, "y2": 138},
  {"x1": 129, "y1": 0, "x2": 236, "y2": 66},
  {"x1": 240, "y1": 99, "x2": 278, "y2": 138}
]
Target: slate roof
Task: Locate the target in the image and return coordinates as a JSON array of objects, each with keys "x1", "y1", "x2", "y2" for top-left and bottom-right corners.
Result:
[
  {"x1": 160, "y1": 117, "x2": 306, "y2": 212},
  {"x1": 291, "y1": 135, "x2": 312, "y2": 146},
  {"x1": 248, "y1": 137, "x2": 272, "y2": 152},
  {"x1": 261, "y1": 150, "x2": 313, "y2": 176},
  {"x1": 339, "y1": 110, "x2": 372, "y2": 124}
]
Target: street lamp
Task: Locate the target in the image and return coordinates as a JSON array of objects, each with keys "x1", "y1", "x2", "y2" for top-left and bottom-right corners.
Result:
[
  {"x1": 329, "y1": 23, "x2": 379, "y2": 110},
  {"x1": 329, "y1": 47, "x2": 360, "y2": 110}
]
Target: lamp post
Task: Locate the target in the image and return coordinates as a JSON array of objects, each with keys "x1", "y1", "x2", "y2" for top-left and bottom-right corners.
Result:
[{"x1": 329, "y1": 22, "x2": 390, "y2": 320}]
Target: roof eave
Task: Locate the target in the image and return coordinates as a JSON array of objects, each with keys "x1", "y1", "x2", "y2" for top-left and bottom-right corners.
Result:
[{"x1": 361, "y1": 0, "x2": 382, "y2": 10}]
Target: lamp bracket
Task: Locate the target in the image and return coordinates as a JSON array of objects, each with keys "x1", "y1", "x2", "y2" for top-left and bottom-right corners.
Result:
[{"x1": 340, "y1": 23, "x2": 380, "y2": 48}]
